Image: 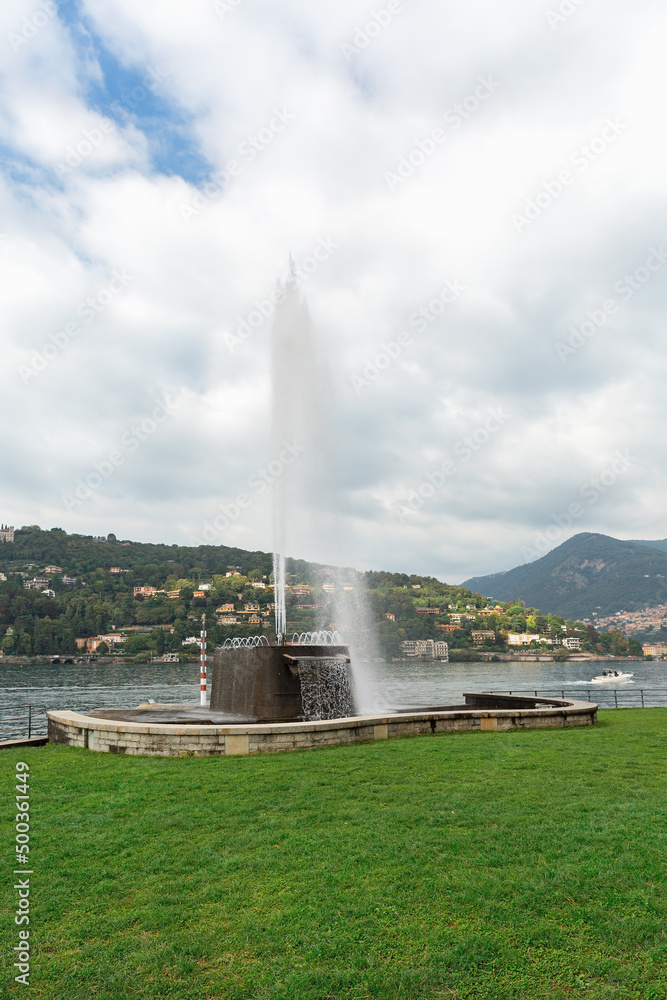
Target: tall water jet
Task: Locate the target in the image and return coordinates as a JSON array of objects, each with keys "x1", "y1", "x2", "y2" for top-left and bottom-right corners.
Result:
[
  {"x1": 270, "y1": 263, "x2": 330, "y2": 643},
  {"x1": 272, "y1": 548, "x2": 286, "y2": 643},
  {"x1": 268, "y1": 265, "x2": 379, "y2": 711}
]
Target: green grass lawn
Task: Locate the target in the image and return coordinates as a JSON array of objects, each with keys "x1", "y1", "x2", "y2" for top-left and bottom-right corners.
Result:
[{"x1": 2, "y1": 710, "x2": 666, "y2": 999}]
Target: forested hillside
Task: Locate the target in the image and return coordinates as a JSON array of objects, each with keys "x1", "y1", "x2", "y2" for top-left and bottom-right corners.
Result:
[
  {"x1": 0, "y1": 526, "x2": 638, "y2": 660},
  {"x1": 463, "y1": 532, "x2": 667, "y2": 619}
]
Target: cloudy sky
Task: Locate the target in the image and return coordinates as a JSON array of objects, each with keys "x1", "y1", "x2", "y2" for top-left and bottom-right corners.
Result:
[{"x1": 1, "y1": 0, "x2": 666, "y2": 583}]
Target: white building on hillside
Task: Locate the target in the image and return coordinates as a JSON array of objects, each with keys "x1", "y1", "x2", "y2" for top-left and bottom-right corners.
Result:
[
  {"x1": 507, "y1": 633, "x2": 551, "y2": 646},
  {"x1": 400, "y1": 639, "x2": 448, "y2": 661}
]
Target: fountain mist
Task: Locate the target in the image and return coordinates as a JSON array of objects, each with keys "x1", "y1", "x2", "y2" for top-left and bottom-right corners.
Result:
[{"x1": 270, "y1": 267, "x2": 381, "y2": 711}]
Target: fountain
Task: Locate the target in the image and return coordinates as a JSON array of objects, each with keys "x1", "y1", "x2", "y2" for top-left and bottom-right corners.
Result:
[
  {"x1": 209, "y1": 634, "x2": 353, "y2": 723},
  {"x1": 203, "y1": 267, "x2": 359, "y2": 726},
  {"x1": 47, "y1": 272, "x2": 598, "y2": 753}
]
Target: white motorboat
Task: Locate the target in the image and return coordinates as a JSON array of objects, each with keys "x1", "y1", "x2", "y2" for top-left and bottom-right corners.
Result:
[{"x1": 591, "y1": 668, "x2": 634, "y2": 684}]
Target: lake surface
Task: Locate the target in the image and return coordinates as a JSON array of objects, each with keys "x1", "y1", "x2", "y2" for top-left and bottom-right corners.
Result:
[
  {"x1": 1, "y1": 657, "x2": 665, "y2": 739},
  {"x1": 362, "y1": 658, "x2": 667, "y2": 711}
]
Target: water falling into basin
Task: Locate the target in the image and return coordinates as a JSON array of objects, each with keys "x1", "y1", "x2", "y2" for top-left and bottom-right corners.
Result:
[{"x1": 298, "y1": 657, "x2": 354, "y2": 722}]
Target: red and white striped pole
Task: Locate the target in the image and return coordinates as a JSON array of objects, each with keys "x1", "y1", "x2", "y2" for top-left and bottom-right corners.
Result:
[{"x1": 200, "y1": 612, "x2": 207, "y2": 705}]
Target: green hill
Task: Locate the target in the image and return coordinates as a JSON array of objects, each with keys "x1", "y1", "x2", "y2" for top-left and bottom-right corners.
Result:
[
  {"x1": 1, "y1": 525, "x2": 647, "y2": 660},
  {"x1": 462, "y1": 532, "x2": 667, "y2": 619},
  {"x1": 0, "y1": 525, "x2": 493, "y2": 659}
]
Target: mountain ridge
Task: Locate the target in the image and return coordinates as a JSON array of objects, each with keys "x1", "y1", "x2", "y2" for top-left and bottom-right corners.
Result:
[{"x1": 462, "y1": 532, "x2": 667, "y2": 619}]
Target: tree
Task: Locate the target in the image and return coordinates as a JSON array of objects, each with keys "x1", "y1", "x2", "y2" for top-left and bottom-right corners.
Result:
[
  {"x1": 17, "y1": 632, "x2": 32, "y2": 655},
  {"x1": 376, "y1": 619, "x2": 402, "y2": 660},
  {"x1": 123, "y1": 635, "x2": 153, "y2": 655},
  {"x1": 172, "y1": 619, "x2": 189, "y2": 641},
  {"x1": 96, "y1": 641, "x2": 109, "y2": 655},
  {"x1": 582, "y1": 624, "x2": 600, "y2": 652}
]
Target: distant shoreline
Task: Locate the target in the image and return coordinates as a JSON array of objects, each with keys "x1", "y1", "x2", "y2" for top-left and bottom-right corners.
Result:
[
  {"x1": 0, "y1": 652, "x2": 656, "y2": 667},
  {"x1": 0, "y1": 655, "x2": 198, "y2": 666},
  {"x1": 393, "y1": 653, "x2": 649, "y2": 663}
]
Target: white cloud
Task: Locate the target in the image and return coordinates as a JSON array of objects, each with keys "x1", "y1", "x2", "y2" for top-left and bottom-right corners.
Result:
[{"x1": 1, "y1": 0, "x2": 666, "y2": 583}]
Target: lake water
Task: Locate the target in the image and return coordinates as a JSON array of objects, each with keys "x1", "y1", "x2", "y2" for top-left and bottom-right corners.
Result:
[
  {"x1": 1, "y1": 657, "x2": 665, "y2": 739},
  {"x1": 363, "y1": 658, "x2": 667, "y2": 710}
]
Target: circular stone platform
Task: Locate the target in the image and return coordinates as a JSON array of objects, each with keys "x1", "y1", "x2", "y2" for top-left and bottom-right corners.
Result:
[{"x1": 47, "y1": 693, "x2": 597, "y2": 756}]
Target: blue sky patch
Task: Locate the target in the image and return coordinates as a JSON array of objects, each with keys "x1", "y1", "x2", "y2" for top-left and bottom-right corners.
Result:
[{"x1": 57, "y1": 1, "x2": 211, "y2": 185}]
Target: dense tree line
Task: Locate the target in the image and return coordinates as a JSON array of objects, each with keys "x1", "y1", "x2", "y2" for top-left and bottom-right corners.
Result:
[{"x1": 0, "y1": 526, "x2": 642, "y2": 660}]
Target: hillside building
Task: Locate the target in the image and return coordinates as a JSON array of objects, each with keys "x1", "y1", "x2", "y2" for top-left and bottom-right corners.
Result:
[
  {"x1": 399, "y1": 639, "x2": 448, "y2": 661},
  {"x1": 507, "y1": 633, "x2": 550, "y2": 646},
  {"x1": 643, "y1": 642, "x2": 667, "y2": 657},
  {"x1": 471, "y1": 630, "x2": 495, "y2": 645}
]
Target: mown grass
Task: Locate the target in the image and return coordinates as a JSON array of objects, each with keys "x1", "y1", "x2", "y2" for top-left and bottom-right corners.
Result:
[{"x1": 2, "y1": 710, "x2": 666, "y2": 999}]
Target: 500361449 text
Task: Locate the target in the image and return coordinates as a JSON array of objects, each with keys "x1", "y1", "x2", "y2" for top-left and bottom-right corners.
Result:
[{"x1": 13, "y1": 761, "x2": 32, "y2": 985}]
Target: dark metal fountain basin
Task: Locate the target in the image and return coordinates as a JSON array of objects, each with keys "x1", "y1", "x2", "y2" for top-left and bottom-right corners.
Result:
[{"x1": 210, "y1": 643, "x2": 351, "y2": 721}]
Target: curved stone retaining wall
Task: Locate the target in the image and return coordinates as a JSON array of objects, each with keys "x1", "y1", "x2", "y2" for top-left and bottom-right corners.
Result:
[{"x1": 47, "y1": 698, "x2": 596, "y2": 757}]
